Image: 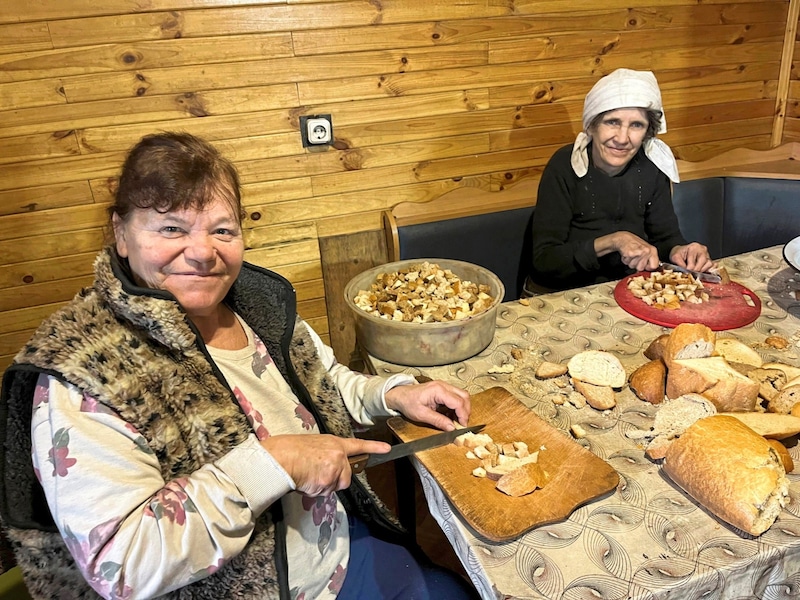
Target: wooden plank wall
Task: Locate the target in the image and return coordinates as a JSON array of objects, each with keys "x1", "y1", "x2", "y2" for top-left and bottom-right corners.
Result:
[{"x1": 0, "y1": 0, "x2": 794, "y2": 371}]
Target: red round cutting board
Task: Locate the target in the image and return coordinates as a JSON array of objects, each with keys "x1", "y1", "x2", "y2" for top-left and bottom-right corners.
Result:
[{"x1": 613, "y1": 274, "x2": 761, "y2": 331}]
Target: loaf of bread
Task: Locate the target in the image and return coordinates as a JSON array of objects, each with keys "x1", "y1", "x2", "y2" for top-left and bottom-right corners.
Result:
[
  {"x1": 567, "y1": 350, "x2": 626, "y2": 388},
  {"x1": 663, "y1": 415, "x2": 789, "y2": 536},
  {"x1": 748, "y1": 368, "x2": 787, "y2": 402},
  {"x1": 663, "y1": 323, "x2": 716, "y2": 366},
  {"x1": 768, "y1": 385, "x2": 800, "y2": 415},
  {"x1": 763, "y1": 362, "x2": 800, "y2": 382},
  {"x1": 766, "y1": 439, "x2": 794, "y2": 473},
  {"x1": 666, "y1": 356, "x2": 759, "y2": 412}
]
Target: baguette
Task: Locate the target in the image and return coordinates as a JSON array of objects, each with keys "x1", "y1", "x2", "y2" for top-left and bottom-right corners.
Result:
[{"x1": 663, "y1": 415, "x2": 789, "y2": 536}]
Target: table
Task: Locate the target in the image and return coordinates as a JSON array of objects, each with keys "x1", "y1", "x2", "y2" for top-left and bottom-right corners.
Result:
[{"x1": 366, "y1": 246, "x2": 800, "y2": 600}]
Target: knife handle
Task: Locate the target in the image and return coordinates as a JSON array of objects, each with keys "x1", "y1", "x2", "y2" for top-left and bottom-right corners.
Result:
[{"x1": 348, "y1": 454, "x2": 369, "y2": 474}]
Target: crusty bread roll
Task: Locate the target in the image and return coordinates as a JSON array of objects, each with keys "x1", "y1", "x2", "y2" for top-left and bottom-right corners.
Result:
[
  {"x1": 718, "y1": 411, "x2": 800, "y2": 439},
  {"x1": 643, "y1": 334, "x2": 670, "y2": 361},
  {"x1": 663, "y1": 415, "x2": 789, "y2": 536},
  {"x1": 629, "y1": 359, "x2": 666, "y2": 405},
  {"x1": 715, "y1": 338, "x2": 763, "y2": 368},
  {"x1": 663, "y1": 323, "x2": 716, "y2": 366},
  {"x1": 572, "y1": 379, "x2": 616, "y2": 410},
  {"x1": 567, "y1": 350, "x2": 626, "y2": 388},
  {"x1": 766, "y1": 439, "x2": 794, "y2": 473},
  {"x1": 666, "y1": 356, "x2": 759, "y2": 412}
]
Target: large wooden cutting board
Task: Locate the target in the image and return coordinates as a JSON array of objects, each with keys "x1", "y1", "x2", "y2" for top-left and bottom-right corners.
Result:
[{"x1": 388, "y1": 387, "x2": 619, "y2": 542}]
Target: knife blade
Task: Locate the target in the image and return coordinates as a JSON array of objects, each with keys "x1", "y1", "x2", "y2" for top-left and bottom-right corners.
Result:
[
  {"x1": 348, "y1": 423, "x2": 486, "y2": 473},
  {"x1": 658, "y1": 262, "x2": 722, "y2": 284}
]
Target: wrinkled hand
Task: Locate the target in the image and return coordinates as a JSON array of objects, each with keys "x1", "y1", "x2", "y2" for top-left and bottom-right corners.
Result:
[
  {"x1": 597, "y1": 231, "x2": 659, "y2": 272},
  {"x1": 260, "y1": 434, "x2": 390, "y2": 497},
  {"x1": 669, "y1": 242, "x2": 715, "y2": 272},
  {"x1": 384, "y1": 380, "x2": 471, "y2": 431}
]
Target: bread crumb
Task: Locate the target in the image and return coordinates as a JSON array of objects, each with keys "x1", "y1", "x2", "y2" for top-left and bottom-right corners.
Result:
[
  {"x1": 571, "y1": 424, "x2": 587, "y2": 439},
  {"x1": 518, "y1": 298, "x2": 530, "y2": 306},
  {"x1": 766, "y1": 335, "x2": 789, "y2": 350},
  {"x1": 488, "y1": 364, "x2": 515, "y2": 374},
  {"x1": 510, "y1": 348, "x2": 524, "y2": 360}
]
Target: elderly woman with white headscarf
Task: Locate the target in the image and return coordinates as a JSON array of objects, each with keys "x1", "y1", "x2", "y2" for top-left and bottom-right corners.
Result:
[{"x1": 526, "y1": 68, "x2": 714, "y2": 293}]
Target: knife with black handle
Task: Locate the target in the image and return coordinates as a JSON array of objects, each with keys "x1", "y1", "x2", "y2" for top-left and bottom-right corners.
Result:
[{"x1": 348, "y1": 423, "x2": 486, "y2": 473}]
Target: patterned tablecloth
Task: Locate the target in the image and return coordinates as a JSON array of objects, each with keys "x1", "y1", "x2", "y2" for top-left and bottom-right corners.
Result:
[{"x1": 366, "y1": 245, "x2": 800, "y2": 600}]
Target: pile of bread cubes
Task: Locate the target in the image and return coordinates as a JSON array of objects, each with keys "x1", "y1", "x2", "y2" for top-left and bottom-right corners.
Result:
[{"x1": 532, "y1": 323, "x2": 799, "y2": 536}]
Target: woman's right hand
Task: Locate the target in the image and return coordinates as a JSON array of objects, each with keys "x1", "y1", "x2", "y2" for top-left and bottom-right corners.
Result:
[
  {"x1": 595, "y1": 231, "x2": 659, "y2": 272},
  {"x1": 259, "y1": 434, "x2": 390, "y2": 496}
]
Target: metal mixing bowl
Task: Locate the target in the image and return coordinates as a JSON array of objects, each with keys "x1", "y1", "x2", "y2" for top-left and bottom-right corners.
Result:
[{"x1": 344, "y1": 258, "x2": 504, "y2": 366}]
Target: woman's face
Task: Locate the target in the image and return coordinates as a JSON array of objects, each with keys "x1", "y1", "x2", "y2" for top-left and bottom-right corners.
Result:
[
  {"x1": 113, "y1": 195, "x2": 244, "y2": 321},
  {"x1": 589, "y1": 107, "x2": 649, "y2": 176}
]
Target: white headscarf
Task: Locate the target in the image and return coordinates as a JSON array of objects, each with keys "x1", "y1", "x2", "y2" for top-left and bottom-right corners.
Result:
[{"x1": 570, "y1": 68, "x2": 680, "y2": 183}]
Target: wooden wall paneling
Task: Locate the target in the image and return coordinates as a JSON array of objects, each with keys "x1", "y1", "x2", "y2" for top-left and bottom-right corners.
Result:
[
  {"x1": 0, "y1": 304, "x2": 67, "y2": 335},
  {"x1": 1, "y1": 154, "x2": 123, "y2": 191},
  {"x1": 0, "y1": 131, "x2": 81, "y2": 164},
  {"x1": 0, "y1": 22, "x2": 52, "y2": 55},
  {"x1": 0, "y1": 229, "x2": 106, "y2": 266},
  {"x1": 0, "y1": 182, "x2": 94, "y2": 216},
  {"x1": 0, "y1": 204, "x2": 109, "y2": 239},
  {"x1": 0, "y1": 84, "x2": 299, "y2": 139},
  {"x1": 0, "y1": 78, "x2": 66, "y2": 111},
  {"x1": 244, "y1": 222, "x2": 318, "y2": 250},
  {"x1": 292, "y1": 5, "x2": 789, "y2": 57},
  {"x1": 59, "y1": 44, "x2": 489, "y2": 103},
  {"x1": 0, "y1": 275, "x2": 93, "y2": 313},
  {"x1": 0, "y1": 252, "x2": 97, "y2": 289},
  {"x1": 268, "y1": 261, "x2": 323, "y2": 285},
  {"x1": 772, "y1": 0, "x2": 800, "y2": 144},
  {"x1": 0, "y1": 34, "x2": 294, "y2": 84}
]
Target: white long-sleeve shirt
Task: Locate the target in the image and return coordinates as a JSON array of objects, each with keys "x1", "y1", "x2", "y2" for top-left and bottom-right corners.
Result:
[{"x1": 31, "y1": 318, "x2": 414, "y2": 599}]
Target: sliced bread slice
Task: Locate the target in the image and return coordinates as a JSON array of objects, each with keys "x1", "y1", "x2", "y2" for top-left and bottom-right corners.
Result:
[
  {"x1": 567, "y1": 350, "x2": 626, "y2": 388},
  {"x1": 667, "y1": 356, "x2": 759, "y2": 412}
]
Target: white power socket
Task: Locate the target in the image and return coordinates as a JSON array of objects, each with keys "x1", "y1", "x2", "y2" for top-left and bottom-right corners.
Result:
[{"x1": 300, "y1": 114, "x2": 333, "y2": 147}]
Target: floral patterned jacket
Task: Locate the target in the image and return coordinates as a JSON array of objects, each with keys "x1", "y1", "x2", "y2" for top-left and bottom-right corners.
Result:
[{"x1": 0, "y1": 247, "x2": 404, "y2": 599}]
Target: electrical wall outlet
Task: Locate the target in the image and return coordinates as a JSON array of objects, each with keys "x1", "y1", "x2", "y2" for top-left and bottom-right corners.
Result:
[{"x1": 300, "y1": 114, "x2": 333, "y2": 147}]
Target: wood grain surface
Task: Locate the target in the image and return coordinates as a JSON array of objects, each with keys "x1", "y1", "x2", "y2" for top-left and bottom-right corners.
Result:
[{"x1": 388, "y1": 386, "x2": 619, "y2": 542}]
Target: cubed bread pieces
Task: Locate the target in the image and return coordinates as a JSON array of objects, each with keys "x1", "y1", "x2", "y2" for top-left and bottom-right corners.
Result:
[
  {"x1": 663, "y1": 415, "x2": 788, "y2": 536},
  {"x1": 567, "y1": 350, "x2": 626, "y2": 388},
  {"x1": 629, "y1": 359, "x2": 667, "y2": 405}
]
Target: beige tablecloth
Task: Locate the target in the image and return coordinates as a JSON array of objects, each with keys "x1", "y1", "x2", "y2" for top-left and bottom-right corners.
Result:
[{"x1": 367, "y1": 246, "x2": 800, "y2": 600}]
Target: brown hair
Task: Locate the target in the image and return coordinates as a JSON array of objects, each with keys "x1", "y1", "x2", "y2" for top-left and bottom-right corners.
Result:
[
  {"x1": 587, "y1": 108, "x2": 662, "y2": 141},
  {"x1": 110, "y1": 132, "x2": 245, "y2": 224}
]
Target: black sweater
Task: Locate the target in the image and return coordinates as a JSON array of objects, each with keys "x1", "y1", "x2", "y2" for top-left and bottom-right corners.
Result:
[{"x1": 530, "y1": 143, "x2": 686, "y2": 291}]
